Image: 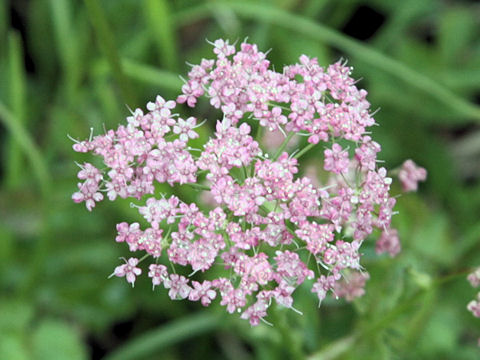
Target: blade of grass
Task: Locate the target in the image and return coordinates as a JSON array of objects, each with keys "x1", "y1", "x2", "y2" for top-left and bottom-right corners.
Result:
[
  {"x1": 83, "y1": 0, "x2": 138, "y2": 107},
  {"x1": 440, "y1": 69, "x2": 480, "y2": 91},
  {"x1": 0, "y1": 101, "x2": 51, "y2": 197},
  {"x1": 143, "y1": 0, "x2": 179, "y2": 71},
  {"x1": 104, "y1": 312, "x2": 224, "y2": 360},
  {"x1": 5, "y1": 32, "x2": 27, "y2": 190},
  {"x1": 48, "y1": 0, "x2": 81, "y2": 96},
  {"x1": 175, "y1": 2, "x2": 480, "y2": 123},
  {"x1": 122, "y1": 58, "x2": 182, "y2": 91}
]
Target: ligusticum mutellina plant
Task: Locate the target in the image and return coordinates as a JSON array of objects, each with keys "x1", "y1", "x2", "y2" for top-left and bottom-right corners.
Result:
[{"x1": 71, "y1": 39, "x2": 427, "y2": 326}]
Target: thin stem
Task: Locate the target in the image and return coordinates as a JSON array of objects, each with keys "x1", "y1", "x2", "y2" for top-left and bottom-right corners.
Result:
[
  {"x1": 273, "y1": 131, "x2": 295, "y2": 161},
  {"x1": 186, "y1": 183, "x2": 211, "y2": 191},
  {"x1": 255, "y1": 122, "x2": 263, "y2": 142},
  {"x1": 294, "y1": 142, "x2": 315, "y2": 159},
  {"x1": 242, "y1": 165, "x2": 248, "y2": 181}
]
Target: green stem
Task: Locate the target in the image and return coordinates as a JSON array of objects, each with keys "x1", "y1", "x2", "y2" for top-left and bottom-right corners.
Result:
[
  {"x1": 433, "y1": 268, "x2": 473, "y2": 286},
  {"x1": 255, "y1": 123, "x2": 263, "y2": 142},
  {"x1": 273, "y1": 131, "x2": 295, "y2": 161},
  {"x1": 294, "y1": 142, "x2": 315, "y2": 159},
  {"x1": 186, "y1": 183, "x2": 211, "y2": 191}
]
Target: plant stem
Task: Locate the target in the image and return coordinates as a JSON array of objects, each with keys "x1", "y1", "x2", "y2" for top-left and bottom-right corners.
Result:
[
  {"x1": 187, "y1": 183, "x2": 211, "y2": 191},
  {"x1": 294, "y1": 142, "x2": 315, "y2": 159},
  {"x1": 273, "y1": 131, "x2": 295, "y2": 161}
]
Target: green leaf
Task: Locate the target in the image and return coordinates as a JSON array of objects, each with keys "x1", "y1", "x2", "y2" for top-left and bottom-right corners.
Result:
[{"x1": 32, "y1": 320, "x2": 88, "y2": 360}]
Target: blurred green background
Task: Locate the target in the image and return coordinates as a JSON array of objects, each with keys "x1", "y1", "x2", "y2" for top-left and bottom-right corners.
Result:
[{"x1": 1, "y1": 0, "x2": 480, "y2": 359}]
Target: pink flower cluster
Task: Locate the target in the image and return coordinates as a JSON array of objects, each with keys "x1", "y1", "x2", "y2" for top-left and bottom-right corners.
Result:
[{"x1": 72, "y1": 39, "x2": 426, "y2": 325}]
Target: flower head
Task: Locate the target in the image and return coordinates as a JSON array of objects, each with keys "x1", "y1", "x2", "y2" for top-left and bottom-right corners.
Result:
[
  {"x1": 73, "y1": 39, "x2": 426, "y2": 325},
  {"x1": 112, "y1": 258, "x2": 142, "y2": 287},
  {"x1": 398, "y1": 159, "x2": 427, "y2": 192}
]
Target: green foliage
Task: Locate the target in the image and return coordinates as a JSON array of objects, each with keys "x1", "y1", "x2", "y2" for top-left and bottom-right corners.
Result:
[{"x1": 1, "y1": 0, "x2": 480, "y2": 358}]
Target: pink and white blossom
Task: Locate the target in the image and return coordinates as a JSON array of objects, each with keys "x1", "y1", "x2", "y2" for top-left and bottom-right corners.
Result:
[{"x1": 73, "y1": 39, "x2": 426, "y2": 325}]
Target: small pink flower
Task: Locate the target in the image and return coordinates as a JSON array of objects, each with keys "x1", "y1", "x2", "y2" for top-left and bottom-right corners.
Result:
[
  {"x1": 334, "y1": 271, "x2": 370, "y2": 302},
  {"x1": 146, "y1": 95, "x2": 175, "y2": 113},
  {"x1": 324, "y1": 144, "x2": 349, "y2": 174},
  {"x1": 189, "y1": 280, "x2": 217, "y2": 306},
  {"x1": 240, "y1": 295, "x2": 270, "y2": 326},
  {"x1": 113, "y1": 258, "x2": 142, "y2": 287},
  {"x1": 398, "y1": 159, "x2": 427, "y2": 192},
  {"x1": 376, "y1": 228, "x2": 401, "y2": 258},
  {"x1": 148, "y1": 264, "x2": 168, "y2": 288},
  {"x1": 173, "y1": 117, "x2": 199, "y2": 142},
  {"x1": 468, "y1": 268, "x2": 480, "y2": 288},
  {"x1": 467, "y1": 294, "x2": 480, "y2": 318},
  {"x1": 164, "y1": 274, "x2": 191, "y2": 300}
]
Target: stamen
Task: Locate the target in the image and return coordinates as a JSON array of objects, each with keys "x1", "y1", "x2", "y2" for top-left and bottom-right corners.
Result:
[{"x1": 67, "y1": 134, "x2": 80, "y2": 143}]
